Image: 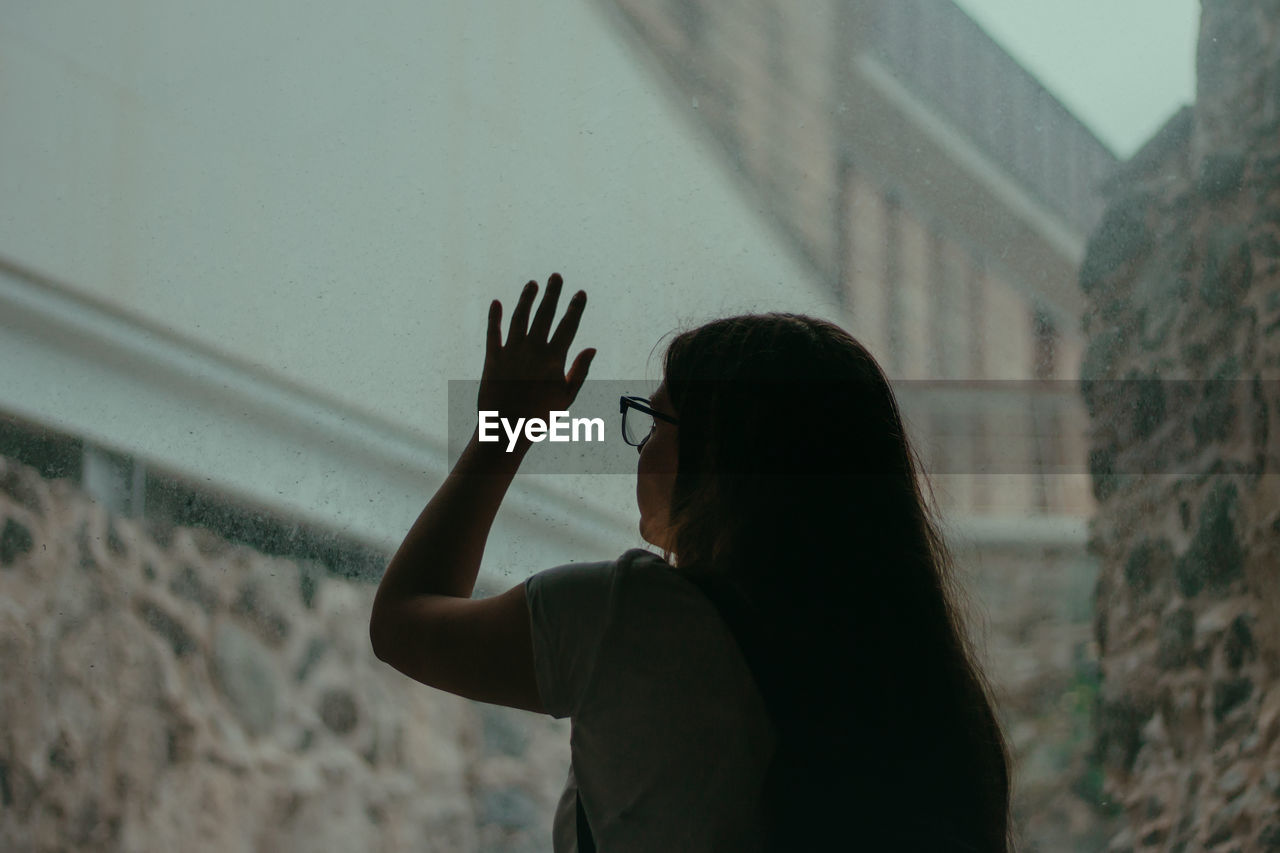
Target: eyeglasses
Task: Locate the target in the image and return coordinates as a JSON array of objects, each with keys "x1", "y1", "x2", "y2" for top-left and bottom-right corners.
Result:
[{"x1": 619, "y1": 395, "x2": 679, "y2": 451}]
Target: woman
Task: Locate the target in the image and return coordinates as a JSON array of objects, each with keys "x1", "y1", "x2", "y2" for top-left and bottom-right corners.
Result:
[{"x1": 370, "y1": 273, "x2": 1015, "y2": 851}]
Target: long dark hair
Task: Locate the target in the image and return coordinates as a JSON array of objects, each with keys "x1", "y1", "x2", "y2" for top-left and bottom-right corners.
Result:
[{"x1": 657, "y1": 313, "x2": 1014, "y2": 852}]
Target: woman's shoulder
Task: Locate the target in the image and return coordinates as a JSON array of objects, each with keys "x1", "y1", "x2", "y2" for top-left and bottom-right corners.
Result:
[
  {"x1": 525, "y1": 549, "x2": 673, "y2": 611},
  {"x1": 527, "y1": 548, "x2": 706, "y2": 626},
  {"x1": 611, "y1": 549, "x2": 731, "y2": 627},
  {"x1": 614, "y1": 547, "x2": 693, "y2": 591},
  {"x1": 615, "y1": 546, "x2": 671, "y2": 571}
]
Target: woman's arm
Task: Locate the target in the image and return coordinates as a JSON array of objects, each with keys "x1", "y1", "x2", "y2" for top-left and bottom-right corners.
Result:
[
  {"x1": 368, "y1": 274, "x2": 594, "y2": 711},
  {"x1": 372, "y1": 425, "x2": 526, "y2": 604}
]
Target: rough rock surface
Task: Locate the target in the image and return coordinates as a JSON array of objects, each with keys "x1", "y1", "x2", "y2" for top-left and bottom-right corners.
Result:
[
  {"x1": 956, "y1": 536, "x2": 1124, "y2": 850},
  {"x1": 0, "y1": 456, "x2": 571, "y2": 853},
  {"x1": 0, "y1": 446, "x2": 1116, "y2": 851},
  {"x1": 1078, "y1": 2, "x2": 1280, "y2": 850}
]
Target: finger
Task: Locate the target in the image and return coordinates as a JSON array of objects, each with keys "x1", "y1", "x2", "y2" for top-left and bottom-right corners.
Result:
[
  {"x1": 549, "y1": 289, "x2": 587, "y2": 356},
  {"x1": 486, "y1": 299, "x2": 503, "y2": 362},
  {"x1": 508, "y1": 280, "x2": 538, "y2": 344},
  {"x1": 565, "y1": 347, "x2": 597, "y2": 402},
  {"x1": 528, "y1": 272, "x2": 563, "y2": 343}
]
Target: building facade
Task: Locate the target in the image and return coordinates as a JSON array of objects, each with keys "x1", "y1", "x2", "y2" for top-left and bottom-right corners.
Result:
[{"x1": 605, "y1": 0, "x2": 1119, "y2": 519}]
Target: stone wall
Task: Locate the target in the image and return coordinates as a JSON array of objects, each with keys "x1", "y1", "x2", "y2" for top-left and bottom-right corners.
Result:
[
  {"x1": 1, "y1": 448, "x2": 1120, "y2": 851},
  {"x1": 1079, "y1": 2, "x2": 1280, "y2": 850},
  {"x1": 0, "y1": 455, "x2": 571, "y2": 853},
  {"x1": 953, "y1": 533, "x2": 1122, "y2": 851}
]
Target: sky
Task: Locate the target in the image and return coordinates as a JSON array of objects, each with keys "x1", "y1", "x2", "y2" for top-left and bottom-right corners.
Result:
[{"x1": 950, "y1": 0, "x2": 1200, "y2": 159}]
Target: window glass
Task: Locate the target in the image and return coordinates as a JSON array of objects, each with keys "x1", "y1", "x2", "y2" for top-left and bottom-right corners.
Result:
[{"x1": 5, "y1": 2, "x2": 1241, "y2": 851}]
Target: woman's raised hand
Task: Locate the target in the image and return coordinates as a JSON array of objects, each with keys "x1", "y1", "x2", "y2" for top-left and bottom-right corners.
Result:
[{"x1": 477, "y1": 273, "x2": 596, "y2": 433}]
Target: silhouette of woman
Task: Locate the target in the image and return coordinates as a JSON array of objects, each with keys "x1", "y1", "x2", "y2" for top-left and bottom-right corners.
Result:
[{"x1": 370, "y1": 273, "x2": 1014, "y2": 852}]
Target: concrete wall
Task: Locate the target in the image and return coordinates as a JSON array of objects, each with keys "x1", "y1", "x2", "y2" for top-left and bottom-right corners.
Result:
[{"x1": 0, "y1": 0, "x2": 838, "y2": 580}]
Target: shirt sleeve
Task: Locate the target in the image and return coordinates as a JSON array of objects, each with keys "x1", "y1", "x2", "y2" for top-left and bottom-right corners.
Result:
[{"x1": 523, "y1": 553, "x2": 630, "y2": 719}]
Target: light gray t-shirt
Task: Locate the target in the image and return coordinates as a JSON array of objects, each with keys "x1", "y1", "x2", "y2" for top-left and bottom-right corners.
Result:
[{"x1": 525, "y1": 547, "x2": 777, "y2": 852}]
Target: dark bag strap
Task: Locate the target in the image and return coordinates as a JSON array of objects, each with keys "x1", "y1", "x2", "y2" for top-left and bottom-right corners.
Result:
[
  {"x1": 684, "y1": 570, "x2": 780, "y2": 720},
  {"x1": 577, "y1": 787, "x2": 596, "y2": 853},
  {"x1": 575, "y1": 569, "x2": 776, "y2": 853}
]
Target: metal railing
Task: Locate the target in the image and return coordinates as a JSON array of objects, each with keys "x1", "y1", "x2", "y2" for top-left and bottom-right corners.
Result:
[{"x1": 869, "y1": 0, "x2": 1118, "y2": 236}]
